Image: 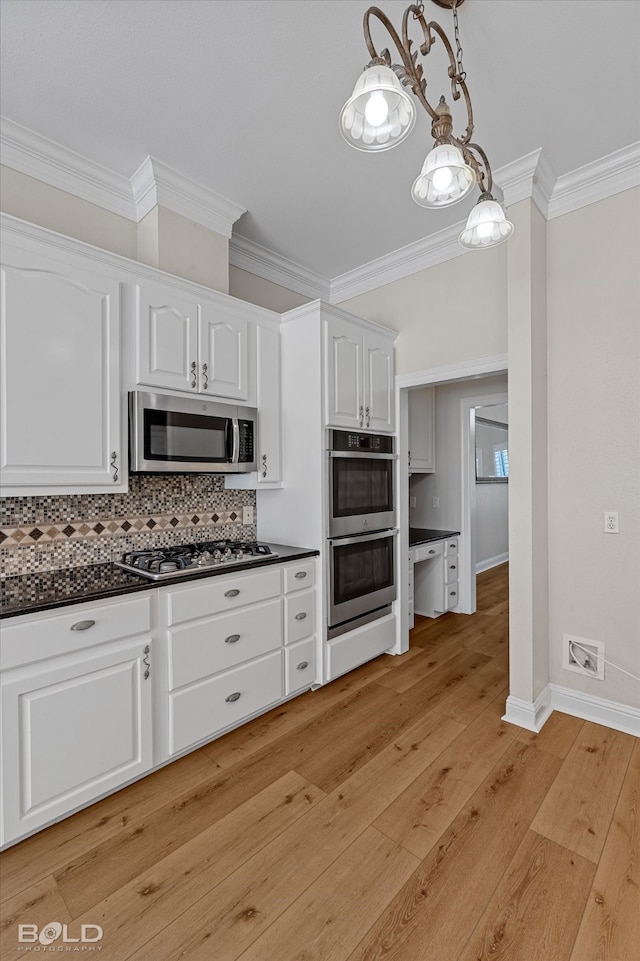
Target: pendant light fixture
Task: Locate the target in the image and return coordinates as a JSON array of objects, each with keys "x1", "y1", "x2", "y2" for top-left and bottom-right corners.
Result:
[{"x1": 339, "y1": 0, "x2": 513, "y2": 249}]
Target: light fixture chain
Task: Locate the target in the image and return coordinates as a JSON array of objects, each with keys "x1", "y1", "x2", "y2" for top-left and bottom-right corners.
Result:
[{"x1": 452, "y1": 0, "x2": 466, "y2": 82}]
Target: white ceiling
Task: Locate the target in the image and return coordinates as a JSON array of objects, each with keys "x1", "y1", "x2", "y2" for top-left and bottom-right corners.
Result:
[{"x1": 1, "y1": 0, "x2": 639, "y2": 280}]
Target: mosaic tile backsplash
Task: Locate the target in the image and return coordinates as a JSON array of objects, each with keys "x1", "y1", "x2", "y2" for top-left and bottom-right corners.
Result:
[{"x1": 0, "y1": 474, "x2": 257, "y2": 577}]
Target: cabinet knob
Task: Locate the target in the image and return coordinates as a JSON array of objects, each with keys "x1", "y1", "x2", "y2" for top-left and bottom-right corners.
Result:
[
  {"x1": 190, "y1": 360, "x2": 197, "y2": 389},
  {"x1": 224, "y1": 589, "x2": 240, "y2": 598},
  {"x1": 450, "y1": 590, "x2": 457, "y2": 597},
  {"x1": 202, "y1": 362, "x2": 208, "y2": 390},
  {"x1": 294, "y1": 571, "x2": 307, "y2": 579},
  {"x1": 296, "y1": 661, "x2": 309, "y2": 671},
  {"x1": 225, "y1": 692, "x2": 241, "y2": 703},
  {"x1": 365, "y1": 406, "x2": 370, "y2": 428},
  {"x1": 359, "y1": 405, "x2": 364, "y2": 428},
  {"x1": 143, "y1": 644, "x2": 150, "y2": 680},
  {"x1": 70, "y1": 619, "x2": 95, "y2": 632},
  {"x1": 295, "y1": 611, "x2": 307, "y2": 621},
  {"x1": 224, "y1": 634, "x2": 240, "y2": 644},
  {"x1": 262, "y1": 453, "x2": 268, "y2": 478},
  {"x1": 110, "y1": 451, "x2": 118, "y2": 483}
]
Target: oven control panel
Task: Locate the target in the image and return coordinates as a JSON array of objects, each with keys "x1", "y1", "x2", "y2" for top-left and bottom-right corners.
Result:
[{"x1": 327, "y1": 429, "x2": 394, "y2": 454}]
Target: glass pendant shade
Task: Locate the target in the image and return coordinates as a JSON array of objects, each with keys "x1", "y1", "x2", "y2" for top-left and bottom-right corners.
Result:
[
  {"x1": 340, "y1": 64, "x2": 416, "y2": 151},
  {"x1": 411, "y1": 143, "x2": 475, "y2": 208},
  {"x1": 459, "y1": 197, "x2": 514, "y2": 249}
]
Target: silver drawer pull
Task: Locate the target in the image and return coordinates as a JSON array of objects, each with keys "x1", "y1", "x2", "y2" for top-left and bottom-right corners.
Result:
[
  {"x1": 428, "y1": 549, "x2": 436, "y2": 555},
  {"x1": 225, "y1": 634, "x2": 240, "y2": 644},
  {"x1": 294, "y1": 571, "x2": 307, "y2": 579},
  {"x1": 224, "y1": 589, "x2": 240, "y2": 598},
  {"x1": 297, "y1": 661, "x2": 309, "y2": 671},
  {"x1": 450, "y1": 564, "x2": 457, "y2": 569},
  {"x1": 450, "y1": 590, "x2": 457, "y2": 596},
  {"x1": 225, "y1": 692, "x2": 241, "y2": 703},
  {"x1": 70, "y1": 619, "x2": 95, "y2": 632},
  {"x1": 295, "y1": 612, "x2": 307, "y2": 621}
]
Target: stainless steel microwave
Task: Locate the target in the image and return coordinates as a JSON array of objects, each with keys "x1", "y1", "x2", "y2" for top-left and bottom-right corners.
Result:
[{"x1": 129, "y1": 391, "x2": 257, "y2": 473}]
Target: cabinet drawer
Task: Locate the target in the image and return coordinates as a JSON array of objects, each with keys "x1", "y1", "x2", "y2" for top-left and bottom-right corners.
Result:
[
  {"x1": 284, "y1": 589, "x2": 315, "y2": 644},
  {"x1": 283, "y1": 560, "x2": 315, "y2": 593},
  {"x1": 168, "y1": 598, "x2": 282, "y2": 690},
  {"x1": 445, "y1": 582, "x2": 459, "y2": 610},
  {"x1": 445, "y1": 557, "x2": 458, "y2": 583},
  {"x1": 445, "y1": 538, "x2": 458, "y2": 556},
  {"x1": 166, "y1": 567, "x2": 281, "y2": 625},
  {"x1": 285, "y1": 638, "x2": 316, "y2": 695},
  {"x1": 0, "y1": 596, "x2": 152, "y2": 670},
  {"x1": 413, "y1": 541, "x2": 444, "y2": 562},
  {"x1": 169, "y1": 650, "x2": 282, "y2": 755}
]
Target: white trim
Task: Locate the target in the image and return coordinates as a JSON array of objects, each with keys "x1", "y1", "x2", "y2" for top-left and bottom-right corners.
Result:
[
  {"x1": 229, "y1": 235, "x2": 330, "y2": 301},
  {"x1": 503, "y1": 687, "x2": 554, "y2": 733},
  {"x1": 495, "y1": 149, "x2": 545, "y2": 209},
  {"x1": 548, "y1": 684, "x2": 640, "y2": 737},
  {"x1": 476, "y1": 551, "x2": 509, "y2": 574},
  {"x1": 396, "y1": 354, "x2": 508, "y2": 389},
  {"x1": 503, "y1": 684, "x2": 640, "y2": 737},
  {"x1": 0, "y1": 116, "x2": 136, "y2": 219},
  {"x1": 130, "y1": 156, "x2": 245, "y2": 237},
  {"x1": 548, "y1": 142, "x2": 640, "y2": 220}
]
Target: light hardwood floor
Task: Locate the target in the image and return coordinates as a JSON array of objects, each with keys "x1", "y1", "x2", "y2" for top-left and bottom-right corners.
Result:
[{"x1": 1, "y1": 563, "x2": 638, "y2": 961}]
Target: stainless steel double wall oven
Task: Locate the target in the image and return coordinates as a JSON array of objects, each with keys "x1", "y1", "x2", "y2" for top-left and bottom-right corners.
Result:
[{"x1": 326, "y1": 429, "x2": 397, "y2": 637}]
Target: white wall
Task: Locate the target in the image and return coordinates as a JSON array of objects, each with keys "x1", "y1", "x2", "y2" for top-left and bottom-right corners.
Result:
[
  {"x1": 547, "y1": 188, "x2": 640, "y2": 709},
  {"x1": 229, "y1": 266, "x2": 311, "y2": 313},
  {"x1": 475, "y1": 483, "x2": 509, "y2": 571}
]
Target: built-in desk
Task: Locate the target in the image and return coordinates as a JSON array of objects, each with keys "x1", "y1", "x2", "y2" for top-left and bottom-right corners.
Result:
[{"x1": 408, "y1": 529, "x2": 460, "y2": 623}]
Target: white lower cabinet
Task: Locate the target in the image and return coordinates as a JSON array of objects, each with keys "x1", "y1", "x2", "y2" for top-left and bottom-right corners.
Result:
[
  {"x1": 326, "y1": 613, "x2": 395, "y2": 681},
  {"x1": 0, "y1": 596, "x2": 153, "y2": 847},
  {"x1": 285, "y1": 638, "x2": 316, "y2": 695},
  {"x1": 412, "y1": 537, "x2": 459, "y2": 618}
]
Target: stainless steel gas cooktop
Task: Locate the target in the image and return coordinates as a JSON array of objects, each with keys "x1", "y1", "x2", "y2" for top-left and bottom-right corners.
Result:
[{"x1": 114, "y1": 540, "x2": 278, "y2": 581}]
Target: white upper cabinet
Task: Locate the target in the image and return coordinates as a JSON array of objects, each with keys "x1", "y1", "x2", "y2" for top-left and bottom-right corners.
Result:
[
  {"x1": 135, "y1": 281, "x2": 248, "y2": 400},
  {"x1": 0, "y1": 226, "x2": 123, "y2": 494},
  {"x1": 408, "y1": 386, "x2": 435, "y2": 472},
  {"x1": 135, "y1": 282, "x2": 199, "y2": 393},
  {"x1": 325, "y1": 311, "x2": 394, "y2": 433},
  {"x1": 198, "y1": 303, "x2": 248, "y2": 400}
]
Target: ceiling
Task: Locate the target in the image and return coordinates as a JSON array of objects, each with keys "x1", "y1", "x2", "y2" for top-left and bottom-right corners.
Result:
[{"x1": 1, "y1": 0, "x2": 639, "y2": 280}]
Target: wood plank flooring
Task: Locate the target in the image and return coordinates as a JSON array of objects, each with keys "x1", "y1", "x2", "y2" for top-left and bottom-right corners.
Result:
[{"x1": 1, "y1": 563, "x2": 638, "y2": 961}]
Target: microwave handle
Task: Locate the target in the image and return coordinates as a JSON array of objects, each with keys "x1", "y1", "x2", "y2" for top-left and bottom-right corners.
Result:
[{"x1": 230, "y1": 417, "x2": 240, "y2": 463}]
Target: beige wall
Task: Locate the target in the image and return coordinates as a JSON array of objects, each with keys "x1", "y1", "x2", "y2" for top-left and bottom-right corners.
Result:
[
  {"x1": 1, "y1": 166, "x2": 230, "y2": 293},
  {"x1": 547, "y1": 188, "x2": 640, "y2": 708},
  {"x1": 229, "y1": 266, "x2": 311, "y2": 313},
  {"x1": 1, "y1": 165, "x2": 138, "y2": 258},
  {"x1": 340, "y1": 243, "x2": 508, "y2": 373}
]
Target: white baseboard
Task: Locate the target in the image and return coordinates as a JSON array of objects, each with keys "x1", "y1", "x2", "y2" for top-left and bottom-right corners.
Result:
[
  {"x1": 476, "y1": 552, "x2": 509, "y2": 575},
  {"x1": 503, "y1": 684, "x2": 640, "y2": 737},
  {"x1": 503, "y1": 687, "x2": 553, "y2": 732}
]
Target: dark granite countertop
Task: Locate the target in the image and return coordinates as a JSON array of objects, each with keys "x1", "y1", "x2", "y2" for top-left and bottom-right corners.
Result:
[
  {"x1": 409, "y1": 528, "x2": 460, "y2": 547},
  {"x1": 0, "y1": 543, "x2": 319, "y2": 619}
]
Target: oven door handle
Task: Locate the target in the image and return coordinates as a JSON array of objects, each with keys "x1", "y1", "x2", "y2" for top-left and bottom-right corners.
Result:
[
  {"x1": 328, "y1": 529, "x2": 398, "y2": 548},
  {"x1": 327, "y1": 450, "x2": 397, "y2": 460}
]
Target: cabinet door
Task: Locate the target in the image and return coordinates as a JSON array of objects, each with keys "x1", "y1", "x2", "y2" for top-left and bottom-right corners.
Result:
[
  {"x1": 324, "y1": 315, "x2": 362, "y2": 429},
  {"x1": 0, "y1": 241, "x2": 122, "y2": 491},
  {"x1": 408, "y1": 386, "x2": 435, "y2": 472},
  {"x1": 255, "y1": 323, "x2": 282, "y2": 484},
  {"x1": 363, "y1": 331, "x2": 395, "y2": 432},
  {"x1": 198, "y1": 304, "x2": 248, "y2": 400},
  {"x1": 136, "y1": 281, "x2": 199, "y2": 392},
  {"x1": 1, "y1": 638, "x2": 153, "y2": 845}
]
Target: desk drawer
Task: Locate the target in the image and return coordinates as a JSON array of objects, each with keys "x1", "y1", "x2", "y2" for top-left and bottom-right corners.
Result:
[
  {"x1": 445, "y1": 557, "x2": 458, "y2": 583},
  {"x1": 413, "y1": 541, "x2": 444, "y2": 562}
]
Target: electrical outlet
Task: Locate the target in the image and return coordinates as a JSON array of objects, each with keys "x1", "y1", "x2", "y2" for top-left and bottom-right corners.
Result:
[
  {"x1": 242, "y1": 505, "x2": 254, "y2": 525},
  {"x1": 409, "y1": 496, "x2": 417, "y2": 509},
  {"x1": 604, "y1": 511, "x2": 619, "y2": 533},
  {"x1": 432, "y1": 496, "x2": 440, "y2": 509},
  {"x1": 562, "y1": 634, "x2": 605, "y2": 680}
]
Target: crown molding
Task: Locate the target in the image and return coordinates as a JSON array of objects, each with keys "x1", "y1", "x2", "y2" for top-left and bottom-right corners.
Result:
[
  {"x1": 0, "y1": 116, "x2": 136, "y2": 219},
  {"x1": 330, "y1": 221, "x2": 466, "y2": 304},
  {"x1": 130, "y1": 156, "x2": 245, "y2": 238},
  {"x1": 547, "y1": 142, "x2": 640, "y2": 220},
  {"x1": 229, "y1": 234, "x2": 330, "y2": 301}
]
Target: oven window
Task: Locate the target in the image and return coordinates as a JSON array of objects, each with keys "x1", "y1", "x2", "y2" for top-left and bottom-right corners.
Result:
[
  {"x1": 332, "y1": 458, "x2": 393, "y2": 517},
  {"x1": 332, "y1": 535, "x2": 394, "y2": 607},
  {"x1": 144, "y1": 410, "x2": 229, "y2": 462}
]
